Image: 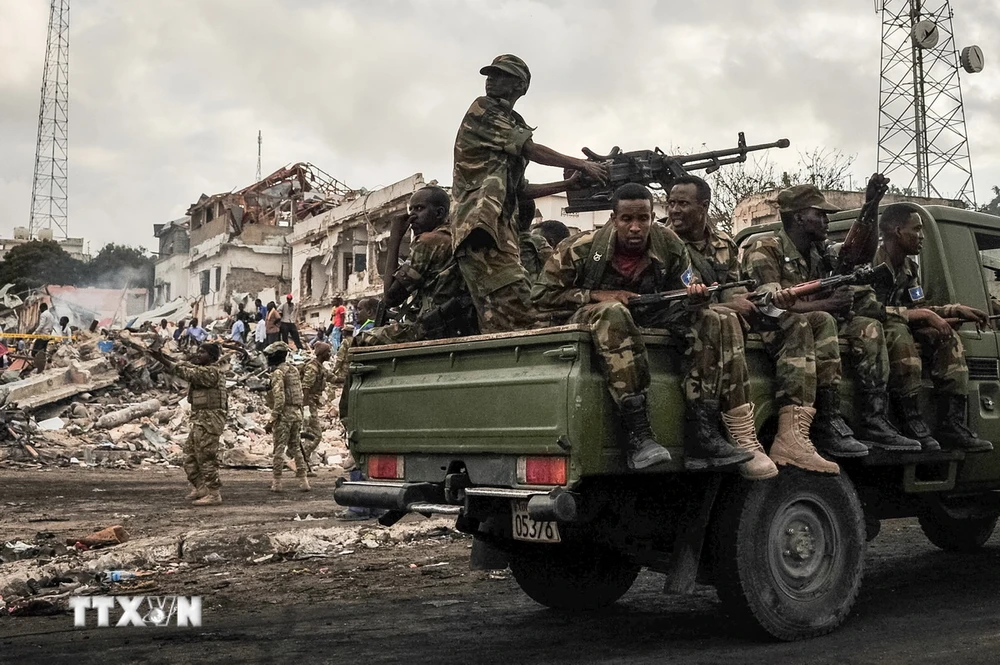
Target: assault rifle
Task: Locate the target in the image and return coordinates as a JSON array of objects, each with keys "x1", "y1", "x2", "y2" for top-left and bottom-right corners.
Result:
[
  {"x1": 627, "y1": 280, "x2": 756, "y2": 308},
  {"x1": 751, "y1": 263, "x2": 894, "y2": 320},
  {"x1": 565, "y1": 133, "x2": 790, "y2": 213}
]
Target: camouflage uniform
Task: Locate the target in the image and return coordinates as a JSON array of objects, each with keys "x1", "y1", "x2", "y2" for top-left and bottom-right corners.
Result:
[
  {"x1": 679, "y1": 225, "x2": 745, "y2": 302},
  {"x1": 268, "y1": 361, "x2": 306, "y2": 477},
  {"x1": 742, "y1": 229, "x2": 889, "y2": 403},
  {"x1": 873, "y1": 244, "x2": 968, "y2": 396},
  {"x1": 173, "y1": 361, "x2": 227, "y2": 492},
  {"x1": 364, "y1": 228, "x2": 474, "y2": 345},
  {"x1": 450, "y1": 95, "x2": 536, "y2": 332},
  {"x1": 299, "y1": 357, "x2": 327, "y2": 461},
  {"x1": 532, "y1": 223, "x2": 750, "y2": 409},
  {"x1": 519, "y1": 230, "x2": 554, "y2": 282}
]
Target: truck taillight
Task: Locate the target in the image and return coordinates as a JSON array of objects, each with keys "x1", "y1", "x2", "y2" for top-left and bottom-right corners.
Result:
[
  {"x1": 368, "y1": 455, "x2": 404, "y2": 480},
  {"x1": 518, "y1": 457, "x2": 567, "y2": 486}
]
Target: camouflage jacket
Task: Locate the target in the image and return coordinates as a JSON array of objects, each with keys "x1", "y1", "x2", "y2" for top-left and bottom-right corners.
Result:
[
  {"x1": 531, "y1": 223, "x2": 693, "y2": 324},
  {"x1": 872, "y1": 244, "x2": 957, "y2": 319},
  {"x1": 300, "y1": 358, "x2": 326, "y2": 404},
  {"x1": 449, "y1": 95, "x2": 533, "y2": 256},
  {"x1": 393, "y1": 228, "x2": 468, "y2": 317},
  {"x1": 741, "y1": 228, "x2": 884, "y2": 320},
  {"x1": 268, "y1": 362, "x2": 303, "y2": 414},
  {"x1": 519, "y1": 230, "x2": 553, "y2": 282},
  {"x1": 679, "y1": 224, "x2": 745, "y2": 303},
  {"x1": 173, "y1": 361, "x2": 227, "y2": 412}
]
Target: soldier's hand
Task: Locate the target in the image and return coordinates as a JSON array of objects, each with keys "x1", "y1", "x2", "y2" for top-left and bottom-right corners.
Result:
[
  {"x1": 865, "y1": 173, "x2": 889, "y2": 202},
  {"x1": 389, "y1": 213, "x2": 411, "y2": 238},
  {"x1": 565, "y1": 170, "x2": 585, "y2": 190},
  {"x1": 772, "y1": 288, "x2": 797, "y2": 309},
  {"x1": 591, "y1": 290, "x2": 637, "y2": 306},
  {"x1": 956, "y1": 305, "x2": 989, "y2": 327},
  {"x1": 686, "y1": 283, "x2": 710, "y2": 306},
  {"x1": 727, "y1": 293, "x2": 759, "y2": 317},
  {"x1": 578, "y1": 160, "x2": 610, "y2": 186},
  {"x1": 821, "y1": 287, "x2": 854, "y2": 316}
]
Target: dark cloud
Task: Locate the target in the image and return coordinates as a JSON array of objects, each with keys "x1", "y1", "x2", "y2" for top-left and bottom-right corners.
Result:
[{"x1": 1, "y1": 0, "x2": 998, "y2": 253}]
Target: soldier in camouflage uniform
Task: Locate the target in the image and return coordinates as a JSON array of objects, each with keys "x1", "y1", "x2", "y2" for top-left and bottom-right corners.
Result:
[
  {"x1": 450, "y1": 54, "x2": 609, "y2": 332},
  {"x1": 155, "y1": 342, "x2": 227, "y2": 505},
  {"x1": 742, "y1": 185, "x2": 920, "y2": 472},
  {"x1": 666, "y1": 175, "x2": 777, "y2": 480},
  {"x1": 518, "y1": 199, "x2": 553, "y2": 282},
  {"x1": 300, "y1": 342, "x2": 332, "y2": 474},
  {"x1": 532, "y1": 183, "x2": 756, "y2": 474},
  {"x1": 361, "y1": 186, "x2": 476, "y2": 346},
  {"x1": 262, "y1": 342, "x2": 310, "y2": 492},
  {"x1": 874, "y1": 202, "x2": 992, "y2": 452}
]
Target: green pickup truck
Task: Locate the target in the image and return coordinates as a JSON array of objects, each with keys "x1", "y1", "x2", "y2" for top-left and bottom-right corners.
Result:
[{"x1": 334, "y1": 203, "x2": 1000, "y2": 641}]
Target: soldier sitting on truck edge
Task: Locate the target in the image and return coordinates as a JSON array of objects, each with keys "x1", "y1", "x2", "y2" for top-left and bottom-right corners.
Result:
[
  {"x1": 873, "y1": 202, "x2": 993, "y2": 453},
  {"x1": 667, "y1": 175, "x2": 778, "y2": 480},
  {"x1": 742, "y1": 184, "x2": 921, "y2": 472},
  {"x1": 538, "y1": 219, "x2": 571, "y2": 249},
  {"x1": 450, "y1": 53, "x2": 609, "y2": 333},
  {"x1": 532, "y1": 183, "x2": 775, "y2": 477},
  {"x1": 518, "y1": 199, "x2": 553, "y2": 282}
]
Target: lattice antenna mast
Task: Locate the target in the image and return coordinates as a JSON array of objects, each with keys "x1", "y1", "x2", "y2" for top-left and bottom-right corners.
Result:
[
  {"x1": 256, "y1": 130, "x2": 262, "y2": 183},
  {"x1": 29, "y1": 0, "x2": 71, "y2": 240},
  {"x1": 876, "y1": 0, "x2": 983, "y2": 207}
]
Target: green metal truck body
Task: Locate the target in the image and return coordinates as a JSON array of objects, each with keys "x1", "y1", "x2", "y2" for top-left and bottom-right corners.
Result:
[{"x1": 335, "y1": 204, "x2": 1000, "y2": 640}]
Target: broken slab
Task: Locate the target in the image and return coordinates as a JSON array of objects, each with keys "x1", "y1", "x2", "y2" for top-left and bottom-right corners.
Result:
[{"x1": 1, "y1": 358, "x2": 119, "y2": 410}]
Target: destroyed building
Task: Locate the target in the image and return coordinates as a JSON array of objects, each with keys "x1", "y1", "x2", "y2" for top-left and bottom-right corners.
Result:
[
  {"x1": 151, "y1": 163, "x2": 356, "y2": 319},
  {"x1": 288, "y1": 173, "x2": 425, "y2": 328}
]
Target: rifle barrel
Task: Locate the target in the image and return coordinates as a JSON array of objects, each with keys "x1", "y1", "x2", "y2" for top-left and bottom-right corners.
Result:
[{"x1": 628, "y1": 279, "x2": 755, "y2": 306}]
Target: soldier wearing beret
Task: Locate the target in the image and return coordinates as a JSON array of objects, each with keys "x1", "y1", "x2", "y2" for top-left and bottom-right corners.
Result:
[{"x1": 450, "y1": 54, "x2": 610, "y2": 333}]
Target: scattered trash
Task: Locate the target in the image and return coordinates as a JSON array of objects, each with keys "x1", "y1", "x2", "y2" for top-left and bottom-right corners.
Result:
[
  {"x1": 37, "y1": 417, "x2": 65, "y2": 431},
  {"x1": 65, "y1": 525, "x2": 129, "y2": 549},
  {"x1": 91, "y1": 488, "x2": 106, "y2": 492},
  {"x1": 7, "y1": 598, "x2": 62, "y2": 617},
  {"x1": 252, "y1": 554, "x2": 276, "y2": 564},
  {"x1": 337, "y1": 550, "x2": 354, "y2": 556},
  {"x1": 292, "y1": 514, "x2": 327, "y2": 522},
  {"x1": 1, "y1": 541, "x2": 39, "y2": 563},
  {"x1": 104, "y1": 570, "x2": 138, "y2": 582},
  {"x1": 422, "y1": 599, "x2": 466, "y2": 608},
  {"x1": 202, "y1": 552, "x2": 225, "y2": 563}
]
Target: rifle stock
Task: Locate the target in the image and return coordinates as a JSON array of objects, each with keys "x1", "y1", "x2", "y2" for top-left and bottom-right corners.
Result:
[{"x1": 566, "y1": 133, "x2": 790, "y2": 213}]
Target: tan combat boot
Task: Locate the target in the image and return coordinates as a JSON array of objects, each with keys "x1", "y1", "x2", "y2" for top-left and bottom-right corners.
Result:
[
  {"x1": 270, "y1": 476, "x2": 283, "y2": 492},
  {"x1": 297, "y1": 475, "x2": 311, "y2": 492},
  {"x1": 770, "y1": 405, "x2": 840, "y2": 475},
  {"x1": 192, "y1": 490, "x2": 222, "y2": 506},
  {"x1": 185, "y1": 485, "x2": 207, "y2": 500},
  {"x1": 722, "y1": 403, "x2": 778, "y2": 480}
]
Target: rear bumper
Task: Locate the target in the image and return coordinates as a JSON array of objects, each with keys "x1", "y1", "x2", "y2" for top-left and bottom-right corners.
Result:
[{"x1": 333, "y1": 479, "x2": 579, "y2": 522}]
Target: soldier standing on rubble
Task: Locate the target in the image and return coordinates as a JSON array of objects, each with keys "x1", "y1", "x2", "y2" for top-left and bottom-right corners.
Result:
[
  {"x1": 450, "y1": 53, "x2": 610, "y2": 333},
  {"x1": 152, "y1": 342, "x2": 227, "y2": 505},
  {"x1": 262, "y1": 341, "x2": 310, "y2": 493},
  {"x1": 300, "y1": 341, "x2": 332, "y2": 475},
  {"x1": 532, "y1": 183, "x2": 773, "y2": 477}
]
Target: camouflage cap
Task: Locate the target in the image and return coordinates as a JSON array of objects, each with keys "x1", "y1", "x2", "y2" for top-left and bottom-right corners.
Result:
[
  {"x1": 777, "y1": 184, "x2": 841, "y2": 214},
  {"x1": 262, "y1": 341, "x2": 291, "y2": 356},
  {"x1": 480, "y1": 54, "x2": 530, "y2": 85}
]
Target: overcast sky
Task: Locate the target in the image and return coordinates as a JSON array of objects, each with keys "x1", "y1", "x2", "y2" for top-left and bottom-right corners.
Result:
[{"x1": 2, "y1": 0, "x2": 998, "y2": 254}]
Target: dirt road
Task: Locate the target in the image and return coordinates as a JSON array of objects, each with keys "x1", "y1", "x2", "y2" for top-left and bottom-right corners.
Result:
[{"x1": 3, "y1": 469, "x2": 1000, "y2": 664}]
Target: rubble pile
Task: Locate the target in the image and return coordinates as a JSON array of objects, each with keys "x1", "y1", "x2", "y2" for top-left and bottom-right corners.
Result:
[{"x1": 0, "y1": 335, "x2": 349, "y2": 473}]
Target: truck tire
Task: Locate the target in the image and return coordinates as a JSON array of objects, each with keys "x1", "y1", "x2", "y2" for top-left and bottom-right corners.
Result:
[
  {"x1": 919, "y1": 511, "x2": 998, "y2": 552},
  {"x1": 712, "y1": 468, "x2": 866, "y2": 641},
  {"x1": 508, "y1": 543, "x2": 640, "y2": 611}
]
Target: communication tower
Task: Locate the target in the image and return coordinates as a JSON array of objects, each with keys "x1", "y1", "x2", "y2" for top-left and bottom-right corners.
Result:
[
  {"x1": 876, "y1": 0, "x2": 984, "y2": 206},
  {"x1": 29, "y1": 0, "x2": 71, "y2": 240}
]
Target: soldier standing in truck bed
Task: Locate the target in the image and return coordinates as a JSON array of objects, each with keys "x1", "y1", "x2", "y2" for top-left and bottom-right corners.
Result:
[
  {"x1": 741, "y1": 184, "x2": 921, "y2": 471},
  {"x1": 873, "y1": 202, "x2": 993, "y2": 453},
  {"x1": 450, "y1": 53, "x2": 609, "y2": 333},
  {"x1": 533, "y1": 183, "x2": 774, "y2": 478},
  {"x1": 263, "y1": 341, "x2": 309, "y2": 493}
]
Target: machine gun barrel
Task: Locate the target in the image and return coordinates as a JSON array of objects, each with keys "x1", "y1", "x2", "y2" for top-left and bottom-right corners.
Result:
[
  {"x1": 628, "y1": 280, "x2": 755, "y2": 307},
  {"x1": 674, "y1": 134, "x2": 791, "y2": 175}
]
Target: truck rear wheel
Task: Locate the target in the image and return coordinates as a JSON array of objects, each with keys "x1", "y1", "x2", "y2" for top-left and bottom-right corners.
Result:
[
  {"x1": 508, "y1": 543, "x2": 640, "y2": 611},
  {"x1": 712, "y1": 468, "x2": 866, "y2": 641},
  {"x1": 919, "y1": 510, "x2": 998, "y2": 552}
]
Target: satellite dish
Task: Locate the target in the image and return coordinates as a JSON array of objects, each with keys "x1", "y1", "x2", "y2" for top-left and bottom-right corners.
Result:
[
  {"x1": 961, "y1": 45, "x2": 985, "y2": 73},
  {"x1": 911, "y1": 20, "x2": 940, "y2": 49}
]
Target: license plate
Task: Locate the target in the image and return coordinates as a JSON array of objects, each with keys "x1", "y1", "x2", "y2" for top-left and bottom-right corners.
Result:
[{"x1": 511, "y1": 500, "x2": 561, "y2": 543}]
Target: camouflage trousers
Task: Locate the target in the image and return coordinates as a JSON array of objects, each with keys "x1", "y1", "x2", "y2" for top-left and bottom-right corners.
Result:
[
  {"x1": 838, "y1": 315, "x2": 889, "y2": 392},
  {"x1": 759, "y1": 311, "x2": 841, "y2": 408},
  {"x1": 357, "y1": 321, "x2": 426, "y2": 347},
  {"x1": 884, "y1": 320, "x2": 968, "y2": 396},
  {"x1": 302, "y1": 398, "x2": 322, "y2": 462},
  {"x1": 570, "y1": 301, "x2": 750, "y2": 409},
  {"x1": 184, "y1": 409, "x2": 225, "y2": 491},
  {"x1": 272, "y1": 408, "x2": 306, "y2": 478},
  {"x1": 455, "y1": 233, "x2": 536, "y2": 333}
]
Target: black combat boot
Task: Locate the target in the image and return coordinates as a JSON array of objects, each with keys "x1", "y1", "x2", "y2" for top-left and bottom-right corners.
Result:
[
  {"x1": 890, "y1": 392, "x2": 941, "y2": 452},
  {"x1": 811, "y1": 388, "x2": 869, "y2": 458},
  {"x1": 684, "y1": 401, "x2": 753, "y2": 471},
  {"x1": 936, "y1": 394, "x2": 993, "y2": 453},
  {"x1": 619, "y1": 394, "x2": 672, "y2": 470},
  {"x1": 855, "y1": 390, "x2": 922, "y2": 452}
]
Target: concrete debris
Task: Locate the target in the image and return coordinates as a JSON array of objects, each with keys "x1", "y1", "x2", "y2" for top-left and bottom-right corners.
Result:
[{"x1": 96, "y1": 399, "x2": 162, "y2": 429}]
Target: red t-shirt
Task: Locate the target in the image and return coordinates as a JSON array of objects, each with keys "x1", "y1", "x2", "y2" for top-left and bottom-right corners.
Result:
[{"x1": 332, "y1": 306, "x2": 346, "y2": 327}]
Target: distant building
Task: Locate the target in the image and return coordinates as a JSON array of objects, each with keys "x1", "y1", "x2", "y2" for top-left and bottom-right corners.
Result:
[
  {"x1": 0, "y1": 227, "x2": 88, "y2": 261},
  {"x1": 152, "y1": 216, "x2": 190, "y2": 307}
]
